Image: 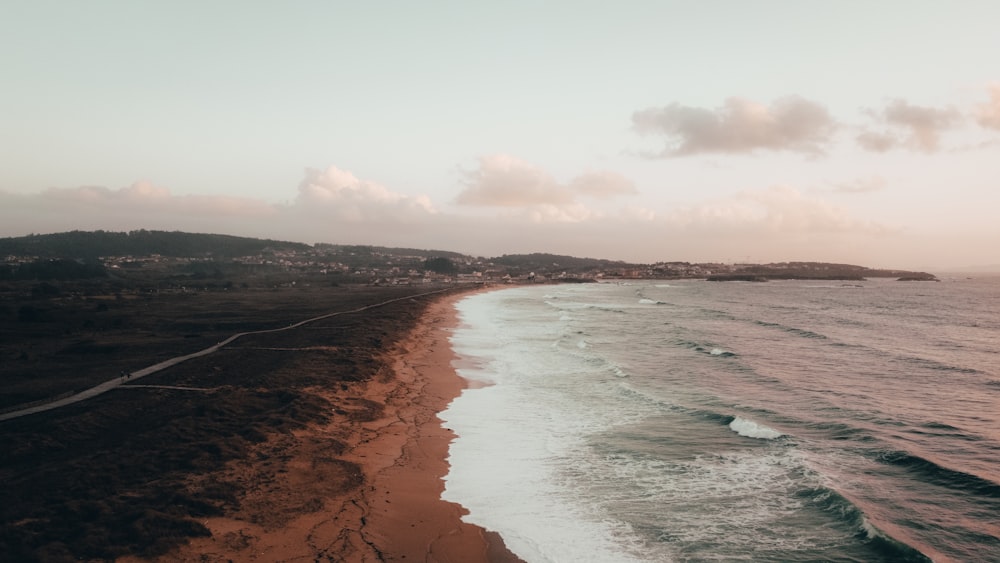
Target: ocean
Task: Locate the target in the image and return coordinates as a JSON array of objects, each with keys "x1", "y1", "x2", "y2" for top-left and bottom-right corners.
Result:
[{"x1": 440, "y1": 277, "x2": 1000, "y2": 562}]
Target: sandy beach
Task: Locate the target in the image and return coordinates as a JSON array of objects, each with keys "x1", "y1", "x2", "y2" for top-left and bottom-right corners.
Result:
[{"x1": 155, "y1": 291, "x2": 523, "y2": 562}]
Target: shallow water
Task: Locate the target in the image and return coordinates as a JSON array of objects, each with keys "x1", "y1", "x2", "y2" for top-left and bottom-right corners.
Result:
[{"x1": 441, "y1": 277, "x2": 1000, "y2": 562}]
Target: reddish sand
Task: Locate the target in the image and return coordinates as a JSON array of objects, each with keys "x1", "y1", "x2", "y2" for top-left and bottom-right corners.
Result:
[{"x1": 155, "y1": 291, "x2": 523, "y2": 562}]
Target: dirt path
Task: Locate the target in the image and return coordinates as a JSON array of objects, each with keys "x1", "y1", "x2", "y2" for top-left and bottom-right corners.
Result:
[
  {"x1": 0, "y1": 288, "x2": 456, "y2": 422},
  {"x1": 116, "y1": 384, "x2": 217, "y2": 392}
]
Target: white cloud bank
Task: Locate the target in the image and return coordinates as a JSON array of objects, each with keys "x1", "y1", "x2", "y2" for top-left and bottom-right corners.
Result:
[
  {"x1": 664, "y1": 186, "x2": 894, "y2": 236},
  {"x1": 0, "y1": 168, "x2": 440, "y2": 245},
  {"x1": 456, "y1": 154, "x2": 575, "y2": 207},
  {"x1": 296, "y1": 166, "x2": 437, "y2": 222},
  {"x1": 0, "y1": 181, "x2": 279, "y2": 238},
  {"x1": 39, "y1": 181, "x2": 277, "y2": 217},
  {"x1": 456, "y1": 154, "x2": 636, "y2": 207},
  {"x1": 0, "y1": 161, "x2": 932, "y2": 266},
  {"x1": 454, "y1": 154, "x2": 639, "y2": 223}
]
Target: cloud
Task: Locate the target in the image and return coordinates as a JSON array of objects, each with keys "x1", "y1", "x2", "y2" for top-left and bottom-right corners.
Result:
[
  {"x1": 858, "y1": 99, "x2": 961, "y2": 152},
  {"x1": 568, "y1": 170, "x2": 637, "y2": 198},
  {"x1": 855, "y1": 131, "x2": 897, "y2": 153},
  {"x1": 0, "y1": 181, "x2": 280, "y2": 240},
  {"x1": 665, "y1": 186, "x2": 893, "y2": 236},
  {"x1": 295, "y1": 165, "x2": 436, "y2": 222},
  {"x1": 631, "y1": 96, "x2": 836, "y2": 157},
  {"x1": 455, "y1": 155, "x2": 636, "y2": 218},
  {"x1": 0, "y1": 167, "x2": 440, "y2": 243},
  {"x1": 0, "y1": 172, "x2": 906, "y2": 268},
  {"x1": 516, "y1": 202, "x2": 597, "y2": 223},
  {"x1": 456, "y1": 154, "x2": 573, "y2": 207},
  {"x1": 621, "y1": 205, "x2": 656, "y2": 222},
  {"x1": 36, "y1": 181, "x2": 278, "y2": 217},
  {"x1": 467, "y1": 187, "x2": 899, "y2": 265},
  {"x1": 976, "y1": 83, "x2": 1000, "y2": 130},
  {"x1": 829, "y1": 175, "x2": 888, "y2": 194}
]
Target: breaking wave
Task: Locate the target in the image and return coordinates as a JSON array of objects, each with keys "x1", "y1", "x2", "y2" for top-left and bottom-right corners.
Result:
[{"x1": 729, "y1": 416, "x2": 783, "y2": 439}]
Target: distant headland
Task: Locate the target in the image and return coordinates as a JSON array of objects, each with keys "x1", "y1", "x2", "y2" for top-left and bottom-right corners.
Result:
[{"x1": 705, "y1": 263, "x2": 939, "y2": 282}]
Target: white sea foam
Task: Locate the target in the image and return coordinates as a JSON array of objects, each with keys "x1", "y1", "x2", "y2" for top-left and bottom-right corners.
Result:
[
  {"x1": 729, "y1": 416, "x2": 783, "y2": 439},
  {"x1": 444, "y1": 287, "x2": 654, "y2": 562},
  {"x1": 589, "y1": 448, "x2": 833, "y2": 552},
  {"x1": 710, "y1": 347, "x2": 726, "y2": 355}
]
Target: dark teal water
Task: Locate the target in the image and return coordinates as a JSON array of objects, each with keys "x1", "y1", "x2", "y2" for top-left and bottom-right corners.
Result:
[{"x1": 442, "y1": 277, "x2": 1000, "y2": 562}]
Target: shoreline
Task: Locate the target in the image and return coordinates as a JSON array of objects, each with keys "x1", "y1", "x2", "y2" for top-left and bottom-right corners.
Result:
[
  {"x1": 158, "y1": 289, "x2": 522, "y2": 562},
  {"x1": 358, "y1": 290, "x2": 523, "y2": 562}
]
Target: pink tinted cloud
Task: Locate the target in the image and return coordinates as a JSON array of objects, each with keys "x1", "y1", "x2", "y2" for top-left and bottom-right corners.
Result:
[
  {"x1": 830, "y1": 175, "x2": 887, "y2": 194},
  {"x1": 456, "y1": 154, "x2": 574, "y2": 207},
  {"x1": 0, "y1": 182, "x2": 278, "y2": 238},
  {"x1": 858, "y1": 99, "x2": 961, "y2": 152},
  {"x1": 568, "y1": 171, "x2": 637, "y2": 199},
  {"x1": 665, "y1": 186, "x2": 893, "y2": 236},
  {"x1": 295, "y1": 166, "x2": 436, "y2": 222},
  {"x1": 455, "y1": 154, "x2": 636, "y2": 210},
  {"x1": 855, "y1": 131, "x2": 897, "y2": 153},
  {"x1": 37, "y1": 181, "x2": 278, "y2": 217},
  {"x1": 632, "y1": 96, "x2": 836, "y2": 157},
  {"x1": 0, "y1": 172, "x2": 908, "y2": 267},
  {"x1": 976, "y1": 84, "x2": 1000, "y2": 130}
]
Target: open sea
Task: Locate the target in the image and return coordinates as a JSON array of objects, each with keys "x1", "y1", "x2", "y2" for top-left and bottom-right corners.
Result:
[{"x1": 440, "y1": 277, "x2": 1000, "y2": 562}]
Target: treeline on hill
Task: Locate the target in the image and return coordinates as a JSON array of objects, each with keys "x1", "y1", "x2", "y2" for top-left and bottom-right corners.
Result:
[
  {"x1": 312, "y1": 244, "x2": 468, "y2": 270},
  {"x1": 0, "y1": 230, "x2": 310, "y2": 260},
  {"x1": 491, "y1": 253, "x2": 627, "y2": 274},
  {"x1": 314, "y1": 244, "x2": 466, "y2": 260}
]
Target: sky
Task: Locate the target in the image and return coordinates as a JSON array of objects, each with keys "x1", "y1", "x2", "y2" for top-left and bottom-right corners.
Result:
[{"x1": 2, "y1": 1, "x2": 999, "y2": 270}]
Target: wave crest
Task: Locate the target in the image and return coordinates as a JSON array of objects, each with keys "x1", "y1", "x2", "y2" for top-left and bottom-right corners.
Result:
[{"x1": 729, "y1": 416, "x2": 783, "y2": 439}]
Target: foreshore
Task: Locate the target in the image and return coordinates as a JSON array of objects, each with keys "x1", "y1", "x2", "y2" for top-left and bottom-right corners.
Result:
[{"x1": 158, "y1": 289, "x2": 523, "y2": 562}]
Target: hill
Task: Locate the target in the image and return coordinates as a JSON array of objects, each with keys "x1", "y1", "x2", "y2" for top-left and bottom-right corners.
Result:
[
  {"x1": 0, "y1": 230, "x2": 310, "y2": 260},
  {"x1": 490, "y1": 253, "x2": 627, "y2": 274},
  {"x1": 707, "y1": 262, "x2": 938, "y2": 282}
]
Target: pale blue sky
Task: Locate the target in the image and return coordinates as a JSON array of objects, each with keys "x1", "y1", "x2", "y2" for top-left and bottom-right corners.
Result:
[{"x1": 2, "y1": 1, "x2": 999, "y2": 268}]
